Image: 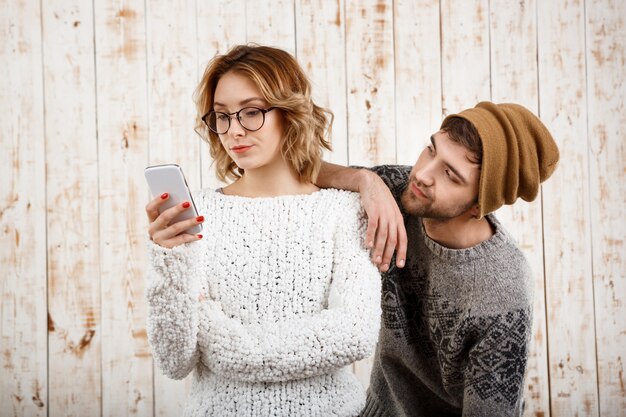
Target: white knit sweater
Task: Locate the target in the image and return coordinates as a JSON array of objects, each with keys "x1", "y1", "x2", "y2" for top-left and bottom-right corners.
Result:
[{"x1": 146, "y1": 188, "x2": 381, "y2": 417}]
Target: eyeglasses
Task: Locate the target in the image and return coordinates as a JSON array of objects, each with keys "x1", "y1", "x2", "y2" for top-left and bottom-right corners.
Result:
[{"x1": 202, "y1": 106, "x2": 276, "y2": 135}]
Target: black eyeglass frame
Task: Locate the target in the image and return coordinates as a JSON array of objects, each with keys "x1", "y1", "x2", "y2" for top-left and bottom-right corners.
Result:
[{"x1": 202, "y1": 106, "x2": 277, "y2": 135}]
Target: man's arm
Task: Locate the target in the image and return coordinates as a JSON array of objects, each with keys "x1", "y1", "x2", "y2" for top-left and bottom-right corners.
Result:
[{"x1": 316, "y1": 161, "x2": 407, "y2": 271}]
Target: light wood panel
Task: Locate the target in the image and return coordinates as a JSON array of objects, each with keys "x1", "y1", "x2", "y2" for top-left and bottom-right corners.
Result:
[
  {"x1": 488, "y1": 1, "x2": 551, "y2": 415},
  {"x1": 42, "y1": 1, "x2": 101, "y2": 416},
  {"x1": 295, "y1": 0, "x2": 349, "y2": 165},
  {"x1": 538, "y1": 0, "x2": 599, "y2": 415},
  {"x1": 345, "y1": 0, "x2": 396, "y2": 166},
  {"x1": 145, "y1": 1, "x2": 201, "y2": 415},
  {"x1": 196, "y1": 0, "x2": 247, "y2": 189},
  {"x1": 0, "y1": 1, "x2": 47, "y2": 416},
  {"x1": 245, "y1": 0, "x2": 296, "y2": 53},
  {"x1": 440, "y1": 0, "x2": 491, "y2": 114},
  {"x1": 585, "y1": 0, "x2": 626, "y2": 415},
  {"x1": 94, "y1": 1, "x2": 153, "y2": 416},
  {"x1": 394, "y1": 0, "x2": 442, "y2": 164}
]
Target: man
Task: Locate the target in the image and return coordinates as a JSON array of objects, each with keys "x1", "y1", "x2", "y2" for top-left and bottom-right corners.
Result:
[{"x1": 316, "y1": 102, "x2": 559, "y2": 416}]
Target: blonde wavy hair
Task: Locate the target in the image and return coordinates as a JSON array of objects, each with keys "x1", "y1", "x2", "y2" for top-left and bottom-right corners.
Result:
[{"x1": 194, "y1": 44, "x2": 333, "y2": 183}]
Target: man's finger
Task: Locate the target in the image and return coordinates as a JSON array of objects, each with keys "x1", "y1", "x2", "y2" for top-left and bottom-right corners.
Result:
[
  {"x1": 395, "y1": 222, "x2": 408, "y2": 268},
  {"x1": 372, "y1": 219, "x2": 388, "y2": 265},
  {"x1": 365, "y1": 214, "x2": 378, "y2": 248},
  {"x1": 380, "y1": 223, "x2": 397, "y2": 271}
]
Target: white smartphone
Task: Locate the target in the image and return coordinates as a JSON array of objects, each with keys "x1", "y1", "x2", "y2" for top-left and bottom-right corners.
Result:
[{"x1": 144, "y1": 164, "x2": 202, "y2": 234}]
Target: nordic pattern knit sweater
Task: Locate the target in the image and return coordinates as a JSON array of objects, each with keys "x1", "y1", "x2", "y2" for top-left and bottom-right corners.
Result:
[
  {"x1": 361, "y1": 165, "x2": 533, "y2": 417},
  {"x1": 146, "y1": 188, "x2": 381, "y2": 417}
]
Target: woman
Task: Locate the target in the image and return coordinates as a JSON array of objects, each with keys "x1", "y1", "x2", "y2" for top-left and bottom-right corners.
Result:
[{"x1": 145, "y1": 44, "x2": 381, "y2": 417}]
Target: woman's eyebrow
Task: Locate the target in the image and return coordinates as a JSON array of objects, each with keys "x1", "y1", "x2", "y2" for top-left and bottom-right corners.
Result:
[{"x1": 213, "y1": 97, "x2": 266, "y2": 107}]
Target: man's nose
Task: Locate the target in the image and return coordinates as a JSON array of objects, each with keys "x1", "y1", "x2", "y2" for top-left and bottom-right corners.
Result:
[{"x1": 414, "y1": 164, "x2": 435, "y2": 187}]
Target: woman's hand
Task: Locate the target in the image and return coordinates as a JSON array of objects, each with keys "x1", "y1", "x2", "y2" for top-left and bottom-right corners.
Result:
[
  {"x1": 358, "y1": 170, "x2": 407, "y2": 272},
  {"x1": 145, "y1": 193, "x2": 204, "y2": 249}
]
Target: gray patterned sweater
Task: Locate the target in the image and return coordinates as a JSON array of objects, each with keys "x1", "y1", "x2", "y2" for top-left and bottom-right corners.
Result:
[{"x1": 361, "y1": 165, "x2": 532, "y2": 417}]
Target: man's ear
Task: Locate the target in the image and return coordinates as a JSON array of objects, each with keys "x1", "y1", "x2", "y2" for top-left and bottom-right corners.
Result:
[{"x1": 470, "y1": 204, "x2": 480, "y2": 219}]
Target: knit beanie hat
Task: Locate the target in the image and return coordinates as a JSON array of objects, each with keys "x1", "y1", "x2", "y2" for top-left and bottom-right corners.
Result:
[{"x1": 442, "y1": 101, "x2": 559, "y2": 218}]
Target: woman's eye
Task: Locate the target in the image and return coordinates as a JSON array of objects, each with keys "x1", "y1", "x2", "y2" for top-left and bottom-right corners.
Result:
[
  {"x1": 217, "y1": 114, "x2": 229, "y2": 121},
  {"x1": 244, "y1": 109, "x2": 260, "y2": 117}
]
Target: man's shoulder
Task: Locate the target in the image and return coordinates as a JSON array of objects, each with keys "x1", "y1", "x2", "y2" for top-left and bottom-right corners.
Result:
[
  {"x1": 369, "y1": 164, "x2": 411, "y2": 184},
  {"x1": 366, "y1": 165, "x2": 411, "y2": 203}
]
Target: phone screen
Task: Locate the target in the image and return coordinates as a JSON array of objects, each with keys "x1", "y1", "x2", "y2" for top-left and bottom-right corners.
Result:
[{"x1": 144, "y1": 164, "x2": 202, "y2": 234}]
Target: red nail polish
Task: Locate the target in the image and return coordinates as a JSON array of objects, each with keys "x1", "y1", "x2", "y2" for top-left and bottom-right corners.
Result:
[
  {"x1": 182, "y1": 201, "x2": 190, "y2": 208},
  {"x1": 196, "y1": 216, "x2": 204, "y2": 222},
  {"x1": 197, "y1": 234, "x2": 203, "y2": 239},
  {"x1": 160, "y1": 192, "x2": 169, "y2": 199}
]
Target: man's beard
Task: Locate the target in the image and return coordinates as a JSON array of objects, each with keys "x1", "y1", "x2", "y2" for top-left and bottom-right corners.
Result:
[{"x1": 400, "y1": 185, "x2": 475, "y2": 220}]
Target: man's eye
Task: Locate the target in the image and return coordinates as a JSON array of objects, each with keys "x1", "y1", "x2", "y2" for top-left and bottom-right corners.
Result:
[{"x1": 427, "y1": 145, "x2": 434, "y2": 154}]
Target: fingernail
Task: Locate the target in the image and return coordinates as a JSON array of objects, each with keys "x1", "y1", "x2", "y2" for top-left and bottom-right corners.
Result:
[
  {"x1": 368, "y1": 241, "x2": 374, "y2": 248},
  {"x1": 197, "y1": 234, "x2": 203, "y2": 239},
  {"x1": 196, "y1": 216, "x2": 204, "y2": 222},
  {"x1": 382, "y1": 264, "x2": 389, "y2": 272},
  {"x1": 182, "y1": 201, "x2": 190, "y2": 208},
  {"x1": 376, "y1": 256, "x2": 381, "y2": 263},
  {"x1": 160, "y1": 192, "x2": 169, "y2": 199},
  {"x1": 398, "y1": 259, "x2": 405, "y2": 267}
]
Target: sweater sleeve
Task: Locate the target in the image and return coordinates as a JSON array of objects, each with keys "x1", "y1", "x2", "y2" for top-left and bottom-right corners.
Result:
[
  {"x1": 145, "y1": 240, "x2": 201, "y2": 380},
  {"x1": 197, "y1": 197, "x2": 382, "y2": 383},
  {"x1": 461, "y1": 306, "x2": 531, "y2": 417}
]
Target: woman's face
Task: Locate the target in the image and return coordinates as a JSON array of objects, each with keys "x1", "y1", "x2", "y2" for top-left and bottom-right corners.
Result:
[{"x1": 213, "y1": 71, "x2": 284, "y2": 173}]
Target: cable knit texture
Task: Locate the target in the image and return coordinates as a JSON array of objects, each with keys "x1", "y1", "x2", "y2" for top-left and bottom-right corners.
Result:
[{"x1": 146, "y1": 188, "x2": 381, "y2": 417}]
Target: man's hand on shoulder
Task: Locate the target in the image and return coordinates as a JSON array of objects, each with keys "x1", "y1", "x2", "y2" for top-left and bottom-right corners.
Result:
[{"x1": 357, "y1": 169, "x2": 407, "y2": 272}]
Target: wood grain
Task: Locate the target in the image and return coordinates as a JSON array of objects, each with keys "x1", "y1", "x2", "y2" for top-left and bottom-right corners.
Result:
[
  {"x1": 440, "y1": 0, "x2": 491, "y2": 114},
  {"x1": 42, "y1": 1, "x2": 101, "y2": 415},
  {"x1": 0, "y1": 1, "x2": 47, "y2": 416},
  {"x1": 295, "y1": 0, "x2": 349, "y2": 165},
  {"x1": 345, "y1": 0, "x2": 395, "y2": 166},
  {"x1": 488, "y1": 1, "x2": 551, "y2": 415},
  {"x1": 145, "y1": 1, "x2": 201, "y2": 415},
  {"x1": 94, "y1": 1, "x2": 153, "y2": 416},
  {"x1": 538, "y1": 0, "x2": 599, "y2": 415},
  {"x1": 585, "y1": 0, "x2": 626, "y2": 415}
]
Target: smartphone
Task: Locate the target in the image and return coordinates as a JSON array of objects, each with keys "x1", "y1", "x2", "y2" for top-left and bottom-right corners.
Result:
[{"x1": 144, "y1": 164, "x2": 202, "y2": 234}]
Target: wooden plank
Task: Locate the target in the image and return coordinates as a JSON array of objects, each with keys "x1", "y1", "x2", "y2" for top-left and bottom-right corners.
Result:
[
  {"x1": 145, "y1": 1, "x2": 200, "y2": 415},
  {"x1": 537, "y1": 0, "x2": 599, "y2": 415},
  {"x1": 487, "y1": 1, "x2": 551, "y2": 416},
  {"x1": 295, "y1": 0, "x2": 348, "y2": 165},
  {"x1": 0, "y1": 2, "x2": 47, "y2": 416},
  {"x1": 93, "y1": 2, "x2": 153, "y2": 416},
  {"x1": 245, "y1": 0, "x2": 296, "y2": 54},
  {"x1": 196, "y1": 1, "x2": 246, "y2": 189},
  {"x1": 394, "y1": 0, "x2": 442, "y2": 164},
  {"x1": 585, "y1": 0, "x2": 626, "y2": 415},
  {"x1": 440, "y1": 0, "x2": 491, "y2": 114},
  {"x1": 41, "y1": 2, "x2": 101, "y2": 416},
  {"x1": 345, "y1": 0, "x2": 395, "y2": 166}
]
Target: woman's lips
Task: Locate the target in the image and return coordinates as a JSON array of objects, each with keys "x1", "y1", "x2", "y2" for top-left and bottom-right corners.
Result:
[{"x1": 231, "y1": 145, "x2": 253, "y2": 154}]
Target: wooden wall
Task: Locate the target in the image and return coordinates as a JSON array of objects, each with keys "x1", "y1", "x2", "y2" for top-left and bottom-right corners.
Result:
[{"x1": 1, "y1": 1, "x2": 624, "y2": 416}]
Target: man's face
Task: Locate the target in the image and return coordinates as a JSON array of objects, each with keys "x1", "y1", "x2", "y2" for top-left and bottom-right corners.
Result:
[{"x1": 401, "y1": 130, "x2": 481, "y2": 219}]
